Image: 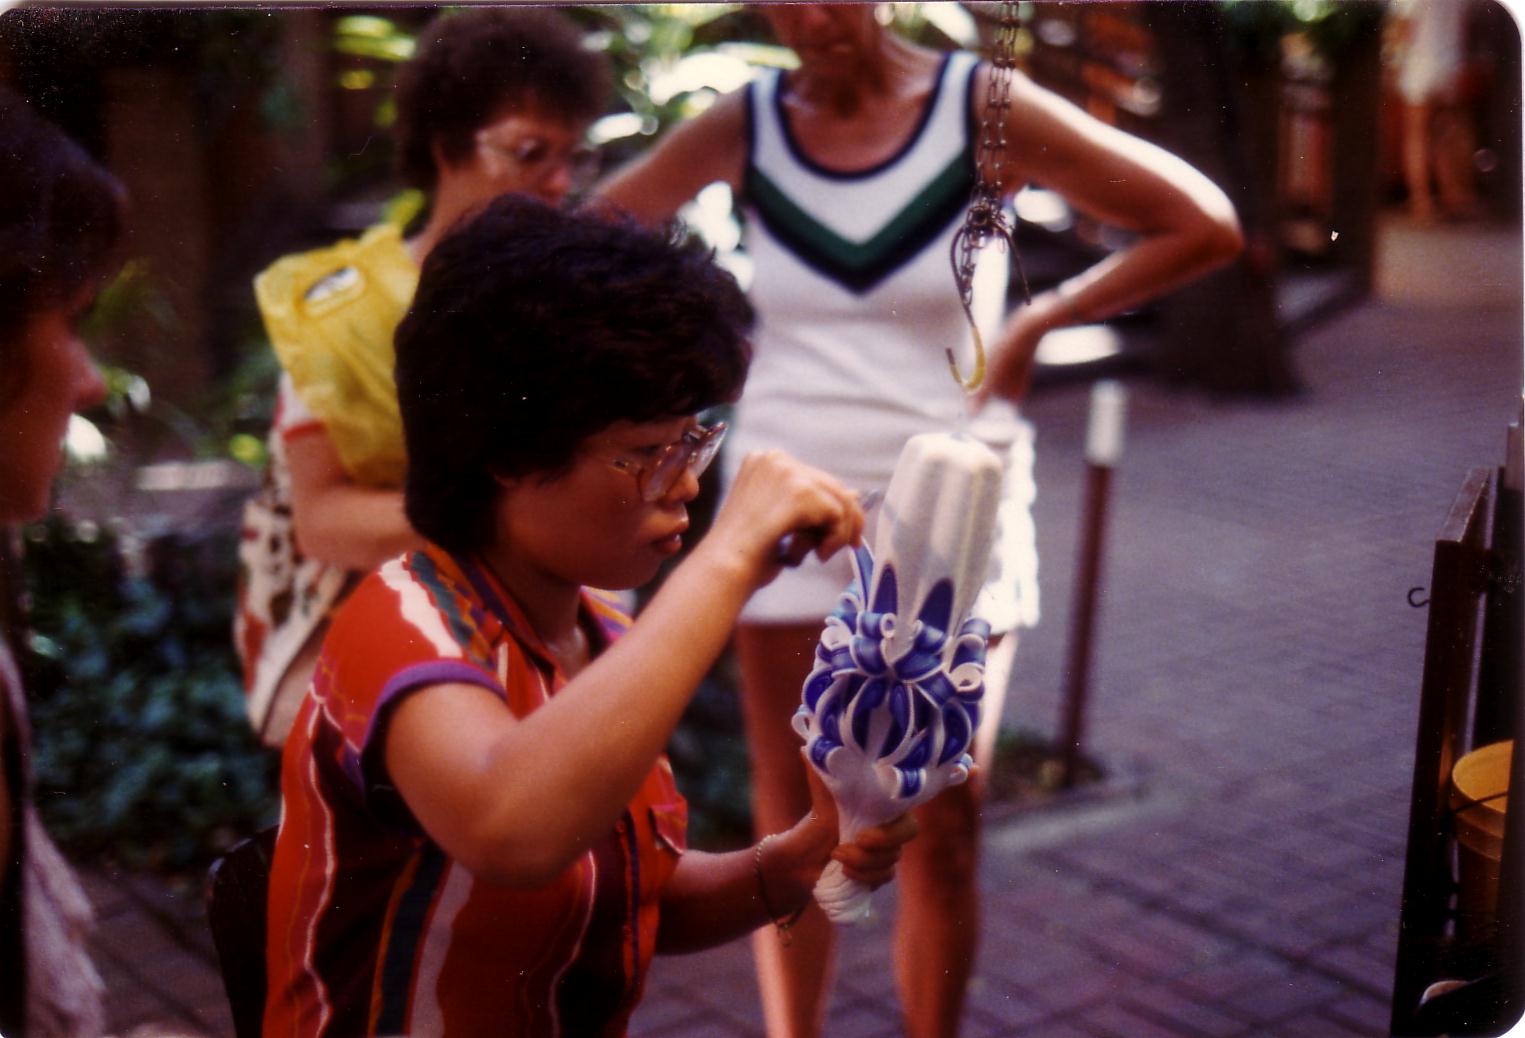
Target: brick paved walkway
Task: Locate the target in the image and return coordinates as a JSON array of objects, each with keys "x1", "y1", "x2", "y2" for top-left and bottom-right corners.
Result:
[{"x1": 84, "y1": 215, "x2": 1522, "y2": 1037}]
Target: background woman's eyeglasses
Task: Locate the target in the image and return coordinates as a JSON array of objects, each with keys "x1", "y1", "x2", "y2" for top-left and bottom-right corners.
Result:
[
  {"x1": 608, "y1": 422, "x2": 728, "y2": 502},
  {"x1": 475, "y1": 133, "x2": 599, "y2": 190}
]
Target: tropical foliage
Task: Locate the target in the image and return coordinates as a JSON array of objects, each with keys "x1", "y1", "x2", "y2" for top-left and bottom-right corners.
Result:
[{"x1": 21, "y1": 517, "x2": 278, "y2": 873}]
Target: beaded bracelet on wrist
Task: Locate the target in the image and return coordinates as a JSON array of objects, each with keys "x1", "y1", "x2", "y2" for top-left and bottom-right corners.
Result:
[{"x1": 754, "y1": 833, "x2": 808, "y2": 944}]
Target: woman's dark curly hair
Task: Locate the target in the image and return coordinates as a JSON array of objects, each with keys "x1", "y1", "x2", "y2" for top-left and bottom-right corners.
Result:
[
  {"x1": 393, "y1": 7, "x2": 610, "y2": 192},
  {"x1": 0, "y1": 88, "x2": 124, "y2": 404},
  {"x1": 395, "y1": 195, "x2": 753, "y2": 556}
]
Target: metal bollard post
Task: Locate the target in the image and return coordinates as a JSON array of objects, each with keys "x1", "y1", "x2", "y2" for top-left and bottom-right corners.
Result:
[{"x1": 1059, "y1": 380, "x2": 1126, "y2": 788}]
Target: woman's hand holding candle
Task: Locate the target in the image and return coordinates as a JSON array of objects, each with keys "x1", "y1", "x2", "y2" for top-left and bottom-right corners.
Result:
[{"x1": 749, "y1": 765, "x2": 919, "y2": 939}]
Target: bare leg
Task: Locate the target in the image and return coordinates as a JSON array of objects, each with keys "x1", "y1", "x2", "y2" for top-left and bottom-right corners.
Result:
[
  {"x1": 894, "y1": 633, "x2": 1014, "y2": 1038},
  {"x1": 1433, "y1": 101, "x2": 1479, "y2": 217},
  {"x1": 737, "y1": 623, "x2": 835, "y2": 1038},
  {"x1": 896, "y1": 781, "x2": 980, "y2": 1038},
  {"x1": 1403, "y1": 101, "x2": 1437, "y2": 221}
]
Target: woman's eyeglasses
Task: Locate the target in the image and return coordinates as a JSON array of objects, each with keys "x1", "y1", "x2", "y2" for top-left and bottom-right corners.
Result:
[
  {"x1": 608, "y1": 422, "x2": 728, "y2": 502},
  {"x1": 475, "y1": 132, "x2": 599, "y2": 190}
]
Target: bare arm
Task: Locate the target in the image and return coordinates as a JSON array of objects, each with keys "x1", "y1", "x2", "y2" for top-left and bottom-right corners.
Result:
[
  {"x1": 595, "y1": 90, "x2": 749, "y2": 224},
  {"x1": 285, "y1": 430, "x2": 422, "y2": 573},
  {"x1": 384, "y1": 451, "x2": 866, "y2": 887},
  {"x1": 978, "y1": 69, "x2": 1244, "y2": 404}
]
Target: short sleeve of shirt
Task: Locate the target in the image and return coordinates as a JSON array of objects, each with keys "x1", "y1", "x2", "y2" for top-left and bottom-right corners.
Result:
[{"x1": 310, "y1": 554, "x2": 504, "y2": 822}]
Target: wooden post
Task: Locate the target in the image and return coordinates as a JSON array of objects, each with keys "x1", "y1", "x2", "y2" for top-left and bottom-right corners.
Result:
[{"x1": 1059, "y1": 381, "x2": 1125, "y2": 788}]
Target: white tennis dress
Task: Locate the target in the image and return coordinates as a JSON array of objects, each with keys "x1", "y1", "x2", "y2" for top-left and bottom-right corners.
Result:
[{"x1": 729, "y1": 51, "x2": 1039, "y2": 632}]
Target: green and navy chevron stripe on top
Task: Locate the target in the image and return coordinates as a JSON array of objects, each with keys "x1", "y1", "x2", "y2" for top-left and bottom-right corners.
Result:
[{"x1": 743, "y1": 151, "x2": 975, "y2": 295}]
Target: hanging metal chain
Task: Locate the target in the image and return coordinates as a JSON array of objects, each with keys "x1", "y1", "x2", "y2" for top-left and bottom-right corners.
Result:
[{"x1": 947, "y1": 2, "x2": 1028, "y2": 393}]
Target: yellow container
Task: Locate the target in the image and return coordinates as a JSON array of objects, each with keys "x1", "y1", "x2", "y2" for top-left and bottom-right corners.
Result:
[{"x1": 1449, "y1": 739, "x2": 1512, "y2": 939}]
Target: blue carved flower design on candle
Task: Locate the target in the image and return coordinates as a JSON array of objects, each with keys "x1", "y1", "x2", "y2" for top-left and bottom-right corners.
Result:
[
  {"x1": 793, "y1": 544, "x2": 989, "y2": 899},
  {"x1": 791, "y1": 431, "x2": 1000, "y2": 924}
]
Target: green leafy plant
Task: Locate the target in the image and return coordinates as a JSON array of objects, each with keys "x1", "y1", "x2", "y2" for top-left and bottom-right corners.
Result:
[
  {"x1": 80, "y1": 261, "x2": 281, "y2": 474},
  {"x1": 20, "y1": 517, "x2": 279, "y2": 874},
  {"x1": 1220, "y1": 0, "x2": 1384, "y2": 63}
]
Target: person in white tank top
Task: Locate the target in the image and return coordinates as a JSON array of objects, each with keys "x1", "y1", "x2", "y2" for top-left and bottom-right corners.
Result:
[
  {"x1": 1394, "y1": 0, "x2": 1479, "y2": 221},
  {"x1": 599, "y1": 8, "x2": 1242, "y2": 1036}
]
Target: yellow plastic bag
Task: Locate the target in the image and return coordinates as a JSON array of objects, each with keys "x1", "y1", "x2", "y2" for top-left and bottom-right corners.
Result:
[{"x1": 253, "y1": 224, "x2": 419, "y2": 487}]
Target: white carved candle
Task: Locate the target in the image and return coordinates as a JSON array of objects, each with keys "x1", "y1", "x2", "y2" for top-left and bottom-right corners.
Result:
[{"x1": 792, "y1": 432, "x2": 1003, "y2": 923}]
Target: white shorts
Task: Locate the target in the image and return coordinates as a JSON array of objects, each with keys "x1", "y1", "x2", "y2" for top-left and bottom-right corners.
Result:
[{"x1": 727, "y1": 420, "x2": 1040, "y2": 633}]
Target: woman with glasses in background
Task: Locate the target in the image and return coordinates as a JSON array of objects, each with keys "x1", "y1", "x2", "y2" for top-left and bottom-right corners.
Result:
[
  {"x1": 237, "y1": 7, "x2": 609, "y2": 747},
  {"x1": 263, "y1": 195, "x2": 918, "y2": 1036}
]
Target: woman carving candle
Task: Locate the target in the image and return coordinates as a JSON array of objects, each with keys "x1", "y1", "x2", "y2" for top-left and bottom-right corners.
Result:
[{"x1": 261, "y1": 197, "x2": 918, "y2": 1035}]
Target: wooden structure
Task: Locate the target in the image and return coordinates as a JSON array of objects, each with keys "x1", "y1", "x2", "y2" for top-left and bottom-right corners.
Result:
[
  {"x1": 0, "y1": 9, "x2": 367, "y2": 410},
  {"x1": 1012, "y1": 2, "x2": 1393, "y2": 396},
  {"x1": 1391, "y1": 411, "x2": 1523, "y2": 1035}
]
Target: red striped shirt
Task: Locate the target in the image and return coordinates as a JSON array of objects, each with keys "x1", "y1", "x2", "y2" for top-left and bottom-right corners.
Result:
[{"x1": 264, "y1": 544, "x2": 687, "y2": 1036}]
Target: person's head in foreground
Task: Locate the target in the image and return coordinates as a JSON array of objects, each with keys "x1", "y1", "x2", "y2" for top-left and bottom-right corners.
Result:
[
  {"x1": 0, "y1": 88, "x2": 121, "y2": 524},
  {"x1": 264, "y1": 195, "x2": 914, "y2": 1034},
  {"x1": 0, "y1": 86, "x2": 124, "y2": 1038},
  {"x1": 395, "y1": 5, "x2": 610, "y2": 208}
]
